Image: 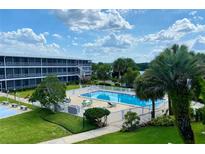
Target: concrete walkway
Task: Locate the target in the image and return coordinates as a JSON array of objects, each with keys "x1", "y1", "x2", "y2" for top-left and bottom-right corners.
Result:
[{"x1": 40, "y1": 122, "x2": 122, "y2": 144}]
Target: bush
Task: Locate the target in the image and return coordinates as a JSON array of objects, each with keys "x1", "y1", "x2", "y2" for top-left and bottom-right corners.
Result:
[
  {"x1": 149, "y1": 116, "x2": 175, "y2": 126},
  {"x1": 84, "y1": 107, "x2": 110, "y2": 127},
  {"x1": 121, "y1": 111, "x2": 140, "y2": 132},
  {"x1": 97, "y1": 82, "x2": 112, "y2": 86},
  {"x1": 201, "y1": 107, "x2": 205, "y2": 125},
  {"x1": 114, "y1": 82, "x2": 121, "y2": 87}
]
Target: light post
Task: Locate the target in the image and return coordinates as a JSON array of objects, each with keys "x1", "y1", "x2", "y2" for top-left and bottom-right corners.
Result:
[
  {"x1": 6, "y1": 90, "x2": 9, "y2": 102},
  {"x1": 14, "y1": 88, "x2": 16, "y2": 101}
]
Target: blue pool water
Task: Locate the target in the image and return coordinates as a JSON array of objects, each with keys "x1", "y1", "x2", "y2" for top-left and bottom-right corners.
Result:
[
  {"x1": 0, "y1": 105, "x2": 19, "y2": 118},
  {"x1": 81, "y1": 90, "x2": 164, "y2": 107}
]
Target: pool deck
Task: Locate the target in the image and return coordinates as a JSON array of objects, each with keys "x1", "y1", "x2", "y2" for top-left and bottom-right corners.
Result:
[{"x1": 66, "y1": 87, "x2": 136, "y2": 113}]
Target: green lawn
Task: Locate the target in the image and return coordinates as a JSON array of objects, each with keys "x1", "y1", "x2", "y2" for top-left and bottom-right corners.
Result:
[
  {"x1": 66, "y1": 84, "x2": 80, "y2": 90},
  {"x1": 0, "y1": 96, "x2": 95, "y2": 144},
  {"x1": 0, "y1": 97, "x2": 34, "y2": 109},
  {"x1": 40, "y1": 110, "x2": 96, "y2": 133},
  {"x1": 9, "y1": 84, "x2": 80, "y2": 99},
  {"x1": 78, "y1": 123, "x2": 205, "y2": 144},
  {"x1": 0, "y1": 109, "x2": 69, "y2": 144},
  {"x1": 9, "y1": 89, "x2": 34, "y2": 99}
]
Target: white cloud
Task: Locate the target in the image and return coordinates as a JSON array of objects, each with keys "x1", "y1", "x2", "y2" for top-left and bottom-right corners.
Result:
[
  {"x1": 189, "y1": 10, "x2": 204, "y2": 21},
  {"x1": 193, "y1": 16, "x2": 204, "y2": 21},
  {"x1": 83, "y1": 33, "x2": 137, "y2": 53},
  {"x1": 43, "y1": 32, "x2": 49, "y2": 36},
  {"x1": 191, "y1": 36, "x2": 205, "y2": 51},
  {"x1": 54, "y1": 9, "x2": 133, "y2": 32},
  {"x1": 52, "y1": 33, "x2": 62, "y2": 39},
  {"x1": 139, "y1": 18, "x2": 205, "y2": 42},
  {"x1": 0, "y1": 28, "x2": 66, "y2": 57},
  {"x1": 189, "y1": 11, "x2": 197, "y2": 16}
]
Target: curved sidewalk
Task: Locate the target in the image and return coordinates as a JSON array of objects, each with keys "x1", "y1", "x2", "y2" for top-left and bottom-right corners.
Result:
[{"x1": 40, "y1": 122, "x2": 122, "y2": 144}]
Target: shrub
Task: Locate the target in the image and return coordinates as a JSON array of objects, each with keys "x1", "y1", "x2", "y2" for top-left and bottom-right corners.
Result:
[
  {"x1": 149, "y1": 116, "x2": 175, "y2": 126},
  {"x1": 195, "y1": 108, "x2": 203, "y2": 122},
  {"x1": 201, "y1": 107, "x2": 205, "y2": 125},
  {"x1": 97, "y1": 82, "x2": 112, "y2": 86},
  {"x1": 121, "y1": 111, "x2": 140, "y2": 132},
  {"x1": 114, "y1": 82, "x2": 121, "y2": 87},
  {"x1": 84, "y1": 107, "x2": 110, "y2": 127}
]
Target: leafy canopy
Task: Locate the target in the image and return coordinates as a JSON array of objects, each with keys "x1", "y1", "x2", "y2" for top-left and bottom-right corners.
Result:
[{"x1": 29, "y1": 76, "x2": 66, "y2": 109}]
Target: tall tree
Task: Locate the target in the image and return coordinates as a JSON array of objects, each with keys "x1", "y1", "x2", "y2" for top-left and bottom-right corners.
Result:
[
  {"x1": 122, "y1": 67, "x2": 140, "y2": 88},
  {"x1": 135, "y1": 75, "x2": 165, "y2": 119},
  {"x1": 96, "y1": 63, "x2": 111, "y2": 82},
  {"x1": 29, "y1": 76, "x2": 66, "y2": 112},
  {"x1": 113, "y1": 58, "x2": 126, "y2": 79},
  {"x1": 136, "y1": 44, "x2": 205, "y2": 143}
]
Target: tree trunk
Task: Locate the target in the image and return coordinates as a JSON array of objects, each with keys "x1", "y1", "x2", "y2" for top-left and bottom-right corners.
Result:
[
  {"x1": 118, "y1": 71, "x2": 121, "y2": 80},
  {"x1": 168, "y1": 94, "x2": 173, "y2": 115},
  {"x1": 170, "y1": 90, "x2": 195, "y2": 144},
  {"x1": 151, "y1": 99, "x2": 155, "y2": 119}
]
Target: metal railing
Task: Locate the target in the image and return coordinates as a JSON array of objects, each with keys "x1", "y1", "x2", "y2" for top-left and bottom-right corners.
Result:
[
  {"x1": 107, "y1": 101, "x2": 168, "y2": 124},
  {"x1": 93, "y1": 85, "x2": 135, "y2": 94}
]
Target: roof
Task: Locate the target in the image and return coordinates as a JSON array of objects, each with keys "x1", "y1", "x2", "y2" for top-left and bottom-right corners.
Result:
[{"x1": 0, "y1": 51, "x2": 91, "y2": 61}]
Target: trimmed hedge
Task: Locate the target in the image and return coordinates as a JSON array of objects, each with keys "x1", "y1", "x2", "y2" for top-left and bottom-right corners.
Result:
[
  {"x1": 149, "y1": 116, "x2": 175, "y2": 126},
  {"x1": 84, "y1": 107, "x2": 110, "y2": 127}
]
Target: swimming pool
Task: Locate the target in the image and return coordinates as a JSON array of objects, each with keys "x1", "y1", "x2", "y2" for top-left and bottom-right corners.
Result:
[
  {"x1": 0, "y1": 104, "x2": 19, "y2": 119},
  {"x1": 81, "y1": 90, "x2": 164, "y2": 107}
]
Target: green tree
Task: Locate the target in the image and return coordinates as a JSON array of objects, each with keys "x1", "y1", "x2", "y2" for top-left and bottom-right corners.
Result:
[
  {"x1": 124, "y1": 58, "x2": 139, "y2": 71},
  {"x1": 113, "y1": 58, "x2": 127, "y2": 79},
  {"x1": 135, "y1": 75, "x2": 165, "y2": 119},
  {"x1": 29, "y1": 76, "x2": 66, "y2": 112},
  {"x1": 121, "y1": 67, "x2": 140, "y2": 88},
  {"x1": 137, "y1": 44, "x2": 205, "y2": 143},
  {"x1": 96, "y1": 63, "x2": 111, "y2": 83}
]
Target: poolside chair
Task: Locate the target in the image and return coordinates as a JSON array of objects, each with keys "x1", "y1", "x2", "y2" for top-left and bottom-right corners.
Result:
[
  {"x1": 20, "y1": 105, "x2": 28, "y2": 111},
  {"x1": 107, "y1": 102, "x2": 116, "y2": 108},
  {"x1": 11, "y1": 103, "x2": 18, "y2": 108},
  {"x1": 82, "y1": 100, "x2": 87, "y2": 107},
  {"x1": 2, "y1": 101, "x2": 9, "y2": 105},
  {"x1": 64, "y1": 98, "x2": 71, "y2": 104},
  {"x1": 87, "y1": 100, "x2": 93, "y2": 107},
  {"x1": 82, "y1": 99, "x2": 93, "y2": 107}
]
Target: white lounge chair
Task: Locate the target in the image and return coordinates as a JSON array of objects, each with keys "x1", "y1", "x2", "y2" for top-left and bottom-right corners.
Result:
[
  {"x1": 2, "y1": 101, "x2": 9, "y2": 105},
  {"x1": 11, "y1": 103, "x2": 18, "y2": 108},
  {"x1": 20, "y1": 105, "x2": 28, "y2": 111},
  {"x1": 107, "y1": 102, "x2": 117, "y2": 108}
]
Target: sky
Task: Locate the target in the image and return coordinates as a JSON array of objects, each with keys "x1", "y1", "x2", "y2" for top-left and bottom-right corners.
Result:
[{"x1": 0, "y1": 9, "x2": 205, "y2": 63}]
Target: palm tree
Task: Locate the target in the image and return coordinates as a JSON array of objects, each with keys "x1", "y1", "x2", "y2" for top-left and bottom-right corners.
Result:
[
  {"x1": 113, "y1": 58, "x2": 126, "y2": 79},
  {"x1": 137, "y1": 44, "x2": 205, "y2": 143},
  {"x1": 135, "y1": 75, "x2": 165, "y2": 119}
]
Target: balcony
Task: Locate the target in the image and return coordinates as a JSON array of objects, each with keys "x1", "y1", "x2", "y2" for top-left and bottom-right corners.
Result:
[
  {"x1": 6, "y1": 62, "x2": 41, "y2": 66},
  {"x1": 6, "y1": 73, "x2": 42, "y2": 79}
]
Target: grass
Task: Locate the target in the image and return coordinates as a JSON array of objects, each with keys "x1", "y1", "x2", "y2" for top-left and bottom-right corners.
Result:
[
  {"x1": 0, "y1": 96, "x2": 34, "y2": 109},
  {"x1": 66, "y1": 84, "x2": 80, "y2": 90},
  {"x1": 8, "y1": 84, "x2": 80, "y2": 99},
  {"x1": 0, "y1": 96, "x2": 96, "y2": 144},
  {"x1": 0, "y1": 109, "x2": 70, "y2": 144},
  {"x1": 78, "y1": 123, "x2": 205, "y2": 144},
  {"x1": 40, "y1": 109, "x2": 96, "y2": 133}
]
